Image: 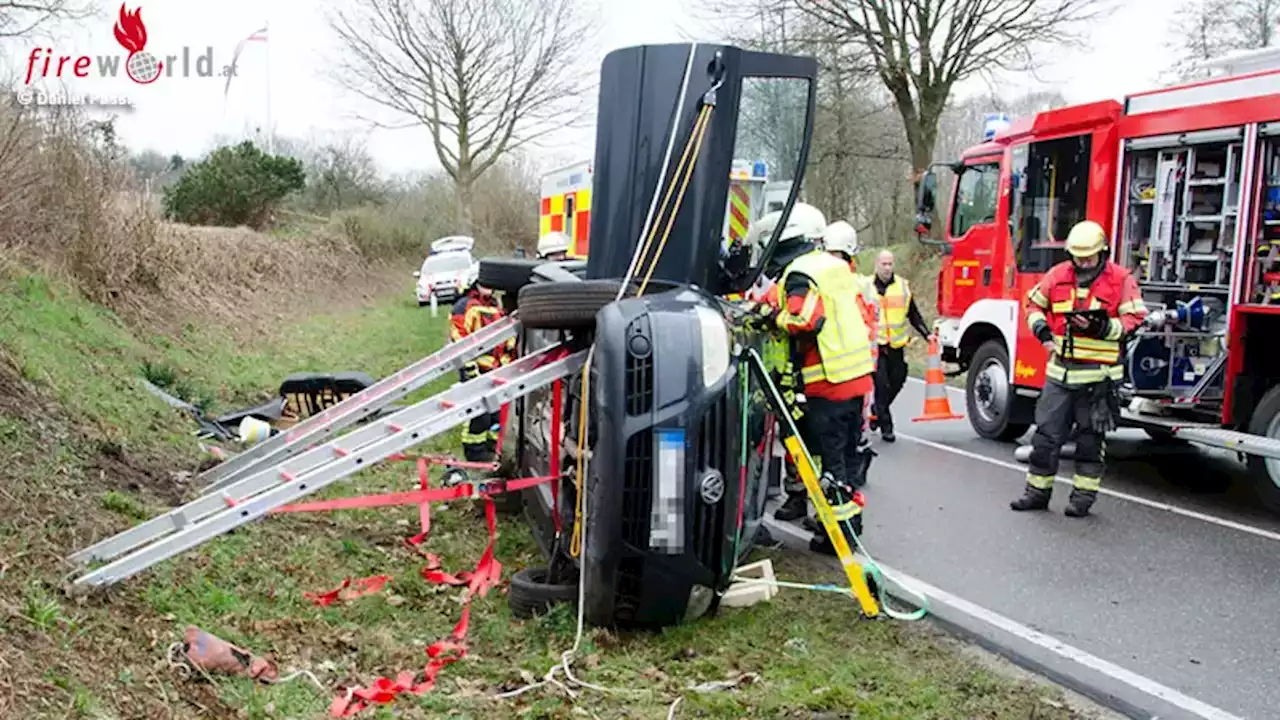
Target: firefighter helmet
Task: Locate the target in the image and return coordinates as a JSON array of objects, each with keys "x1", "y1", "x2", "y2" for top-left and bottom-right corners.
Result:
[
  {"x1": 1065, "y1": 220, "x2": 1107, "y2": 258},
  {"x1": 537, "y1": 231, "x2": 571, "y2": 258},
  {"x1": 824, "y1": 220, "x2": 858, "y2": 257},
  {"x1": 790, "y1": 202, "x2": 828, "y2": 241}
]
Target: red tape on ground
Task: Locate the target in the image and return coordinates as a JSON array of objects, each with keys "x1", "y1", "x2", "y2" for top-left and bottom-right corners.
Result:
[{"x1": 328, "y1": 499, "x2": 503, "y2": 717}]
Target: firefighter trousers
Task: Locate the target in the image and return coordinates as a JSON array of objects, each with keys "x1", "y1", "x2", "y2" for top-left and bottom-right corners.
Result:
[
  {"x1": 1026, "y1": 379, "x2": 1104, "y2": 494},
  {"x1": 462, "y1": 411, "x2": 500, "y2": 462},
  {"x1": 873, "y1": 345, "x2": 908, "y2": 432},
  {"x1": 805, "y1": 395, "x2": 867, "y2": 489}
]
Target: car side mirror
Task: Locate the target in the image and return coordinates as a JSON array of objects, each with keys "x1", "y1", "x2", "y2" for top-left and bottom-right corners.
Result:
[
  {"x1": 915, "y1": 170, "x2": 937, "y2": 228},
  {"x1": 412, "y1": 271, "x2": 421, "y2": 278}
]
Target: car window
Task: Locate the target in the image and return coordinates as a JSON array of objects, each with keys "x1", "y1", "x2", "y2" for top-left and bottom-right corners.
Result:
[
  {"x1": 950, "y1": 161, "x2": 1000, "y2": 238},
  {"x1": 424, "y1": 252, "x2": 473, "y2": 273}
]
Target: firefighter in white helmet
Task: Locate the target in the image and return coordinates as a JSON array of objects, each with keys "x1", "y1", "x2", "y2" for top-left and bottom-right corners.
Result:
[
  {"x1": 536, "y1": 231, "x2": 571, "y2": 261},
  {"x1": 1012, "y1": 220, "x2": 1148, "y2": 517},
  {"x1": 753, "y1": 202, "x2": 873, "y2": 554}
]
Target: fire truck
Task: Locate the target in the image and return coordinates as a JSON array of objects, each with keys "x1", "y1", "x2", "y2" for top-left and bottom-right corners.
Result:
[
  {"x1": 539, "y1": 158, "x2": 773, "y2": 259},
  {"x1": 915, "y1": 47, "x2": 1280, "y2": 510}
]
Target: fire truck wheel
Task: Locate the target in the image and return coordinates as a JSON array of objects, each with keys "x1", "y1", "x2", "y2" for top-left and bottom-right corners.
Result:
[
  {"x1": 508, "y1": 566, "x2": 578, "y2": 619},
  {"x1": 478, "y1": 258, "x2": 543, "y2": 294},
  {"x1": 518, "y1": 279, "x2": 630, "y2": 330},
  {"x1": 965, "y1": 340, "x2": 1031, "y2": 442},
  {"x1": 1245, "y1": 384, "x2": 1280, "y2": 512}
]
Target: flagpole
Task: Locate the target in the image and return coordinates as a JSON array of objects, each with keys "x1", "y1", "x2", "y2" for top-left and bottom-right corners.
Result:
[{"x1": 265, "y1": 19, "x2": 273, "y2": 154}]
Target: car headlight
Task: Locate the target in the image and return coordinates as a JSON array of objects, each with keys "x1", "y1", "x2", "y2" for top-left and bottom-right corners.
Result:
[{"x1": 693, "y1": 305, "x2": 730, "y2": 389}]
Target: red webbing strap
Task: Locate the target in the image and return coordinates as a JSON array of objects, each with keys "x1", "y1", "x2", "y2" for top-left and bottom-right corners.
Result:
[
  {"x1": 328, "y1": 499, "x2": 503, "y2": 717},
  {"x1": 270, "y1": 475, "x2": 558, "y2": 516},
  {"x1": 549, "y1": 379, "x2": 563, "y2": 535},
  {"x1": 493, "y1": 403, "x2": 511, "y2": 456},
  {"x1": 409, "y1": 457, "x2": 431, "y2": 546},
  {"x1": 304, "y1": 575, "x2": 391, "y2": 607}
]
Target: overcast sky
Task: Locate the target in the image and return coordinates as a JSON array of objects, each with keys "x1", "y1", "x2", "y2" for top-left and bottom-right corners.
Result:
[{"x1": 3, "y1": 0, "x2": 1179, "y2": 176}]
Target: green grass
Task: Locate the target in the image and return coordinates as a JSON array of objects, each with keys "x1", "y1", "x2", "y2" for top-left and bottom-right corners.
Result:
[{"x1": 0, "y1": 270, "x2": 1095, "y2": 718}]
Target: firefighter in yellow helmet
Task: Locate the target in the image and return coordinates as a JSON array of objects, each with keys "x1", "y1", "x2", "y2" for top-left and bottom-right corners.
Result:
[
  {"x1": 755, "y1": 203, "x2": 875, "y2": 553},
  {"x1": 1011, "y1": 220, "x2": 1148, "y2": 517}
]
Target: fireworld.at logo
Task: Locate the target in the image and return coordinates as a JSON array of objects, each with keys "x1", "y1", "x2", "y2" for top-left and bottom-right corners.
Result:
[{"x1": 23, "y1": 4, "x2": 238, "y2": 85}]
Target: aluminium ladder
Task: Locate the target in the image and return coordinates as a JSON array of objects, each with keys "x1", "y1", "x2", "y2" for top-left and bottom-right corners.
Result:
[
  {"x1": 198, "y1": 315, "x2": 520, "y2": 494},
  {"x1": 69, "y1": 339, "x2": 584, "y2": 589}
]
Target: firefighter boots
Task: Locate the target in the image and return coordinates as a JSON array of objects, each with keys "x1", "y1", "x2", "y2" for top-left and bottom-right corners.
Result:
[
  {"x1": 1009, "y1": 484, "x2": 1051, "y2": 511},
  {"x1": 774, "y1": 491, "x2": 808, "y2": 521},
  {"x1": 1064, "y1": 488, "x2": 1098, "y2": 517}
]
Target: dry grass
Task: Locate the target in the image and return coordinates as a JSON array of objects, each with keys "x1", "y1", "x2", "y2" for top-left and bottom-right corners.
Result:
[{"x1": 0, "y1": 99, "x2": 412, "y2": 341}]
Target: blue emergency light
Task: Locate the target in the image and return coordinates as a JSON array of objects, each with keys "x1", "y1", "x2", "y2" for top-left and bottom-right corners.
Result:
[
  {"x1": 752, "y1": 160, "x2": 768, "y2": 179},
  {"x1": 982, "y1": 113, "x2": 1011, "y2": 141}
]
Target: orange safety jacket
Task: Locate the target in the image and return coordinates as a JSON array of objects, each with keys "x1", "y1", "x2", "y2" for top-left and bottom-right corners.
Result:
[
  {"x1": 1025, "y1": 260, "x2": 1147, "y2": 385},
  {"x1": 449, "y1": 289, "x2": 515, "y2": 382}
]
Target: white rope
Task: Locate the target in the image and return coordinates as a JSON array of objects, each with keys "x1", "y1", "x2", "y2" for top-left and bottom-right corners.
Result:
[{"x1": 496, "y1": 43, "x2": 700, "y2": 705}]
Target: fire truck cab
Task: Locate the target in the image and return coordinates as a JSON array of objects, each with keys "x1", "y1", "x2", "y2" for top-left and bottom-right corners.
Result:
[{"x1": 916, "y1": 49, "x2": 1280, "y2": 510}]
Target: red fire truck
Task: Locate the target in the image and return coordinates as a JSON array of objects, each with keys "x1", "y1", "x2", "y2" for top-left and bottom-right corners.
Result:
[{"x1": 915, "y1": 48, "x2": 1280, "y2": 509}]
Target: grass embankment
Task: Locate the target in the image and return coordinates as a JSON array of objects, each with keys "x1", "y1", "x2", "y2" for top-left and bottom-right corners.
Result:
[{"x1": 0, "y1": 264, "x2": 1101, "y2": 718}]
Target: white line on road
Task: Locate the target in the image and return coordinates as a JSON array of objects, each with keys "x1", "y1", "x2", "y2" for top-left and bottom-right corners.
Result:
[
  {"x1": 898, "y1": 378, "x2": 1280, "y2": 545},
  {"x1": 764, "y1": 518, "x2": 1247, "y2": 720}
]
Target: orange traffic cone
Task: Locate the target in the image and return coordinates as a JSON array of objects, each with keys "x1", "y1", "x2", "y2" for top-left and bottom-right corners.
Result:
[{"x1": 913, "y1": 334, "x2": 964, "y2": 423}]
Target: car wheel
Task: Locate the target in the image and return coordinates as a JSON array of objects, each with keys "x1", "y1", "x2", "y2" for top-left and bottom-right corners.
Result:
[
  {"x1": 508, "y1": 566, "x2": 577, "y2": 619},
  {"x1": 478, "y1": 258, "x2": 544, "y2": 294},
  {"x1": 518, "y1": 279, "x2": 632, "y2": 331},
  {"x1": 965, "y1": 340, "x2": 1031, "y2": 442}
]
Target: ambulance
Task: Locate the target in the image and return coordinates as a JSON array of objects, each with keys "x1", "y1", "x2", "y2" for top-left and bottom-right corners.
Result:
[{"x1": 539, "y1": 158, "x2": 773, "y2": 259}]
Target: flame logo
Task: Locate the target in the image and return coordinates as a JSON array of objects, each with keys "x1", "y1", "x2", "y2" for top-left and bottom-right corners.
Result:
[
  {"x1": 111, "y1": 3, "x2": 162, "y2": 84},
  {"x1": 112, "y1": 4, "x2": 148, "y2": 53}
]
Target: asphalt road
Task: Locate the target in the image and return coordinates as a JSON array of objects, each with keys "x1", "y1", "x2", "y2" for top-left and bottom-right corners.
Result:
[{"x1": 774, "y1": 378, "x2": 1280, "y2": 720}]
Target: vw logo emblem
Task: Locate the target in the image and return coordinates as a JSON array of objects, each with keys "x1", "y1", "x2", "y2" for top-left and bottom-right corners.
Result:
[{"x1": 699, "y1": 470, "x2": 725, "y2": 505}]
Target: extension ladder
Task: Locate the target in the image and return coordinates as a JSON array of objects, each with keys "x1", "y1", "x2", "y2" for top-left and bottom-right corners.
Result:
[
  {"x1": 68, "y1": 336, "x2": 584, "y2": 589},
  {"x1": 198, "y1": 315, "x2": 520, "y2": 494}
]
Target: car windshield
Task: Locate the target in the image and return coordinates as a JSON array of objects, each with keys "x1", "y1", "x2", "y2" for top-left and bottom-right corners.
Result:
[{"x1": 423, "y1": 252, "x2": 472, "y2": 274}]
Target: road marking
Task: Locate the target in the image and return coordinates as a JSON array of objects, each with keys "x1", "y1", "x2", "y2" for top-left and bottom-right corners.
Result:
[
  {"x1": 764, "y1": 517, "x2": 1247, "y2": 720},
  {"x1": 895, "y1": 378, "x2": 1280, "y2": 544}
]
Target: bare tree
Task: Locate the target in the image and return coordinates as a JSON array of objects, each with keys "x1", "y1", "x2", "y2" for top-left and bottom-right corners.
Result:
[
  {"x1": 0, "y1": 0, "x2": 93, "y2": 38},
  {"x1": 329, "y1": 0, "x2": 594, "y2": 232},
  {"x1": 792, "y1": 0, "x2": 1106, "y2": 175},
  {"x1": 1166, "y1": 0, "x2": 1278, "y2": 79}
]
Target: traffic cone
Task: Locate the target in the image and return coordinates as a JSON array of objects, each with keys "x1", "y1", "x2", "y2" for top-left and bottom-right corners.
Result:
[{"x1": 913, "y1": 334, "x2": 964, "y2": 423}]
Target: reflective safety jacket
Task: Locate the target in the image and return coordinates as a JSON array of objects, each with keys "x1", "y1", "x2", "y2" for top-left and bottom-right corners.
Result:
[
  {"x1": 449, "y1": 289, "x2": 515, "y2": 382},
  {"x1": 777, "y1": 250, "x2": 875, "y2": 397},
  {"x1": 1025, "y1": 260, "x2": 1148, "y2": 385},
  {"x1": 876, "y1": 276, "x2": 912, "y2": 348}
]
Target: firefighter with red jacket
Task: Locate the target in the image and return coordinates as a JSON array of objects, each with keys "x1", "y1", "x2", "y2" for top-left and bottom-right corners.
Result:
[
  {"x1": 449, "y1": 278, "x2": 516, "y2": 462},
  {"x1": 756, "y1": 203, "x2": 876, "y2": 554},
  {"x1": 1011, "y1": 220, "x2": 1148, "y2": 517}
]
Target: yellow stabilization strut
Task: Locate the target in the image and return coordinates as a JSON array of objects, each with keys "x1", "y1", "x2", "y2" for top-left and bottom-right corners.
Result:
[{"x1": 746, "y1": 348, "x2": 879, "y2": 618}]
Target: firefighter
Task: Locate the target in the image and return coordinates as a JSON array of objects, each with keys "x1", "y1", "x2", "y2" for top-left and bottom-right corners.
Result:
[
  {"x1": 821, "y1": 220, "x2": 880, "y2": 491},
  {"x1": 536, "y1": 231, "x2": 571, "y2": 261},
  {"x1": 449, "y1": 277, "x2": 516, "y2": 462},
  {"x1": 757, "y1": 203, "x2": 875, "y2": 554},
  {"x1": 1011, "y1": 220, "x2": 1148, "y2": 517},
  {"x1": 741, "y1": 210, "x2": 812, "y2": 522},
  {"x1": 870, "y1": 249, "x2": 932, "y2": 442}
]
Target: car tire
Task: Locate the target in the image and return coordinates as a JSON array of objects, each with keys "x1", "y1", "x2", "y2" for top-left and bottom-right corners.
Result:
[
  {"x1": 508, "y1": 566, "x2": 577, "y2": 619},
  {"x1": 965, "y1": 340, "x2": 1032, "y2": 442},
  {"x1": 518, "y1": 279, "x2": 630, "y2": 331},
  {"x1": 1246, "y1": 384, "x2": 1280, "y2": 513},
  {"x1": 478, "y1": 258, "x2": 543, "y2": 294}
]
